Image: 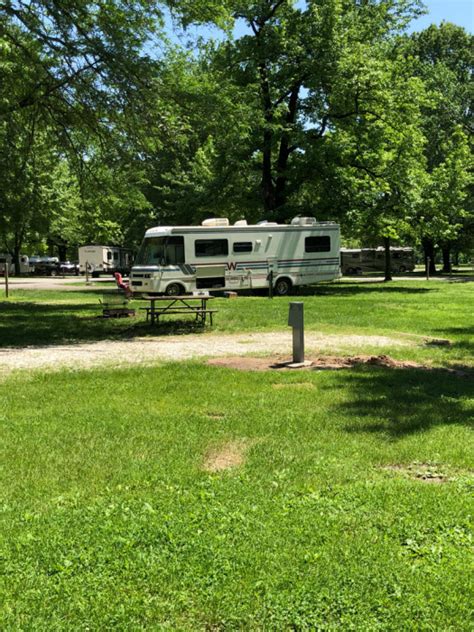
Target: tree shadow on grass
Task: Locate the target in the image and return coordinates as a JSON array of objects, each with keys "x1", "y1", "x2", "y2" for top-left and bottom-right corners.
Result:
[
  {"x1": 432, "y1": 327, "x2": 474, "y2": 355},
  {"x1": 0, "y1": 301, "x2": 209, "y2": 348},
  {"x1": 337, "y1": 366, "x2": 473, "y2": 439}
]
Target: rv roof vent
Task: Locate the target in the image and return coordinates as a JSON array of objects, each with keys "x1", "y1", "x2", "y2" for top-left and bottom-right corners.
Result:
[
  {"x1": 201, "y1": 218, "x2": 230, "y2": 227},
  {"x1": 257, "y1": 220, "x2": 278, "y2": 225},
  {"x1": 291, "y1": 216, "x2": 317, "y2": 226},
  {"x1": 234, "y1": 219, "x2": 248, "y2": 226}
]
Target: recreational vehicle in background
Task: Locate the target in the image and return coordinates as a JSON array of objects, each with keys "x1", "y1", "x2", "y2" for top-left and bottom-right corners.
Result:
[
  {"x1": 130, "y1": 216, "x2": 341, "y2": 296},
  {"x1": 78, "y1": 245, "x2": 133, "y2": 277},
  {"x1": 340, "y1": 247, "x2": 415, "y2": 275},
  {"x1": 0, "y1": 253, "x2": 33, "y2": 275}
]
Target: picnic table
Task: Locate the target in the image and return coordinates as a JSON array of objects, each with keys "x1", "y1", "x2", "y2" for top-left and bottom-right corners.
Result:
[{"x1": 140, "y1": 294, "x2": 216, "y2": 326}]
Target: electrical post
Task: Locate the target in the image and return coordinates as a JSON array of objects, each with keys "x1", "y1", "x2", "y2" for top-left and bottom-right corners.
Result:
[
  {"x1": 267, "y1": 258, "x2": 278, "y2": 299},
  {"x1": 268, "y1": 271, "x2": 273, "y2": 299},
  {"x1": 426, "y1": 257, "x2": 430, "y2": 281},
  {"x1": 287, "y1": 302, "x2": 311, "y2": 367},
  {"x1": 1, "y1": 257, "x2": 8, "y2": 298}
]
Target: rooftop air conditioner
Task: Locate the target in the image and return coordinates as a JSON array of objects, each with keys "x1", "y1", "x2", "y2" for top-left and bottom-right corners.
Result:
[
  {"x1": 201, "y1": 218, "x2": 230, "y2": 227},
  {"x1": 291, "y1": 216, "x2": 317, "y2": 226}
]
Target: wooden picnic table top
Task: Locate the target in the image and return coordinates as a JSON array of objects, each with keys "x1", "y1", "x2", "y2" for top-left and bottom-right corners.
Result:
[
  {"x1": 140, "y1": 294, "x2": 214, "y2": 302},
  {"x1": 139, "y1": 293, "x2": 217, "y2": 326}
]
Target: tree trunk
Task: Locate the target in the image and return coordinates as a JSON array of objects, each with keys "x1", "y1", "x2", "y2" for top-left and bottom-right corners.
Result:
[
  {"x1": 259, "y1": 63, "x2": 276, "y2": 215},
  {"x1": 274, "y1": 83, "x2": 301, "y2": 220},
  {"x1": 58, "y1": 243, "x2": 67, "y2": 262},
  {"x1": 383, "y1": 237, "x2": 392, "y2": 282},
  {"x1": 13, "y1": 245, "x2": 21, "y2": 276},
  {"x1": 441, "y1": 245, "x2": 451, "y2": 273},
  {"x1": 422, "y1": 238, "x2": 437, "y2": 275}
]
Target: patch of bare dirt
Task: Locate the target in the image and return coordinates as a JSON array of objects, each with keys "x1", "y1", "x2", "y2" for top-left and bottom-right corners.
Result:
[
  {"x1": 272, "y1": 382, "x2": 315, "y2": 390},
  {"x1": 202, "y1": 439, "x2": 253, "y2": 473},
  {"x1": 381, "y1": 463, "x2": 449, "y2": 483},
  {"x1": 424, "y1": 338, "x2": 452, "y2": 347},
  {"x1": 207, "y1": 354, "x2": 471, "y2": 376}
]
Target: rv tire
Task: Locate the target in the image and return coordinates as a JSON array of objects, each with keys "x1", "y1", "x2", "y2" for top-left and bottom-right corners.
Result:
[
  {"x1": 274, "y1": 277, "x2": 292, "y2": 296},
  {"x1": 165, "y1": 283, "x2": 184, "y2": 296}
]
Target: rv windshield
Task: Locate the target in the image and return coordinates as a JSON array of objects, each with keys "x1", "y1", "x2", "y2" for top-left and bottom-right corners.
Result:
[{"x1": 135, "y1": 236, "x2": 185, "y2": 266}]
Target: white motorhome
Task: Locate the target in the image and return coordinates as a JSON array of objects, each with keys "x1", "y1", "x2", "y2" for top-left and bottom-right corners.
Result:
[
  {"x1": 78, "y1": 245, "x2": 133, "y2": 277},
  {"x1": 130, "y1": 216, "x2": 341, "y2": 296},
  {"x1": 0, "y1": 253, "x2": 32, "y2": 275}
]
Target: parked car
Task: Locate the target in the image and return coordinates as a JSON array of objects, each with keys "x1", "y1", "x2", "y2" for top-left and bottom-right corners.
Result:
[
  {"x1": 59, "y1": 261, "x2": 79, "y2": 275},
  {"x1": 32, "y1": 257, "x2": 60, "y2": 276}
]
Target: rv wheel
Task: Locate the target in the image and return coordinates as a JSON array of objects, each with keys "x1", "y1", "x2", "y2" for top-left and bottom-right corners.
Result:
[
  {"x1": 274, "y1": 277, "x2": 292, "y2": 296},
  {"x1": 165, "y1": 283, "x2": 184, "y2": 296}
]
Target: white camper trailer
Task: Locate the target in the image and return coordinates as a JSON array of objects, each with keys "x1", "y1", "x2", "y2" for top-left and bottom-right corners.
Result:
[
  {"x1": 78, "y1": 245, "x2": 133, "y2": 277},
  {"x1": 130, "y1": 216, "x2": 341, "y2": 296},
  {"x1": 0, "y1": 253, "x2": 32, "y2": 275}
]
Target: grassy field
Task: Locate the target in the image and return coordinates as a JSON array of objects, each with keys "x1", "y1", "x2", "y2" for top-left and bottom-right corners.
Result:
[
  {"x1": 0, "y1": 280, "x2": 472, "y2": 366},
  {"x1": 0, "y1": 281, "x2": 473, "y2": 629}
]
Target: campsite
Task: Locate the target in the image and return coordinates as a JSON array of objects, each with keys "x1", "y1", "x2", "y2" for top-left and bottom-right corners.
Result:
[
  {"x1": 1, "y1": 274, "x2": 473, "y2": 629},
  {"x1": 1, "y1": 0, "x2": 473, "y2": 628}
]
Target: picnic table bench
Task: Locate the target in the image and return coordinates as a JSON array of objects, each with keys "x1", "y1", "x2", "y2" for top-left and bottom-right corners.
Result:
[{"x1": 139, "y1": 294, "x2": 217, "y2": 326}]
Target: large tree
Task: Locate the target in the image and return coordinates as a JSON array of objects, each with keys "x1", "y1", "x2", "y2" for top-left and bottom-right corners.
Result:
[
  {"x1": 204, "y1": 0, "x2": 425, "y2": 220},
  {"x1": 408, "y1": 23, "x2": 474, "y2": 272},
  {"x1": 0, "y1": 3, "x2": 163, "y2": 262},
  {"x1": 328, "y1": 46, "x2": 427, "y2": 280}
]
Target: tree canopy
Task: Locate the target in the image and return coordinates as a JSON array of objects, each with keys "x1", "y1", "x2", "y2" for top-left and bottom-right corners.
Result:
[{"x1": 0, "y1": 0, "x2": 472, "y2": 272}]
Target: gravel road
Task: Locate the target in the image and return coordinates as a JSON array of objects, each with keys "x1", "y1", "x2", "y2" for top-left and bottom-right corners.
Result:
[{"x1": 0, "y1": 331, "x2": 413, "y2": 376}]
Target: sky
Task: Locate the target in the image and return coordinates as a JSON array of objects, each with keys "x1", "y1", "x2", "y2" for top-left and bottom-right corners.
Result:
[
  {"x1": 408, "y1": 0, "x2": 473, "y2": 33},
  {"x1": 165, "y1": 0, "x2": 473, "y2": 48}
]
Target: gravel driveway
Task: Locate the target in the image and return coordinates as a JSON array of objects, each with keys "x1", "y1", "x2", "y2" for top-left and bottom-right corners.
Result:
[{"x1": 0, "y1": 331, "x2": 413, "y2": 376}]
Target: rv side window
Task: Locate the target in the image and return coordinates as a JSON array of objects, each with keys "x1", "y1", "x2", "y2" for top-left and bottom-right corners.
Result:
[
  {"x1": 305, "y1": 236, "x2": 331, "y2": 253},
  {"x1": 195, "y1": 239, "x2": 228, "y2": 257},
  {"x1": 233, "y1": 242, "x2": 253, "y2": 253},
  {"x1": 107, "y1": 251, "x2": 112, "y2": 260},
  {"x1": 166, "y1": 236, "x2": 185, "y2": 264},
  {"x1": 113, "y1": 251, "x2": 119, "y2": 261}
]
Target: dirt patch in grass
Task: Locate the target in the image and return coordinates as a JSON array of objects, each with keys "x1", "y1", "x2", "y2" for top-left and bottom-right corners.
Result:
[
  {"x1": 207, "y1": 354, "x2": 470, "y2": 376},
  {"x1": 203, "y1": 439, "x2": 253, "y2": 473},
  {"x1": 381, "y1": 463, "x2": 450, "y2": 483},
  {"x1": 424, "y1": 338, "x2": 452, "y2": 347},
  {"x1": 206, "y1": 412, "x2": 226, "y2": 420},
  {"x1": 272, "y1": 382, "x2": 315, "y2": 390}
]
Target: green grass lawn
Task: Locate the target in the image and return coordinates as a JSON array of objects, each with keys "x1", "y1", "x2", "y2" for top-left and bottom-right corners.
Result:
[
  {"x1": 1, "y1": 280, "x2": 472, "y2": 367},
  {"x1": 0, "y1": 281, "x2": 473, "y2": 629}
]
